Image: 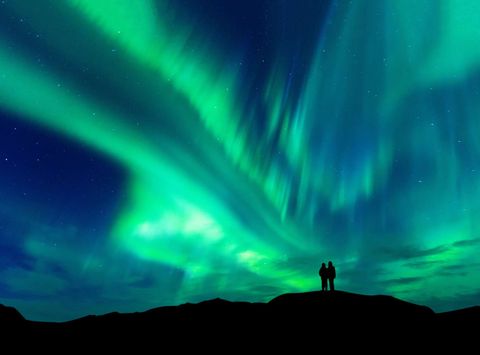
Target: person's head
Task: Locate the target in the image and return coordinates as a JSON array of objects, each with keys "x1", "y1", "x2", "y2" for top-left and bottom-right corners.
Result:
[
  {"x1": 328, "y1": 261, "x2": 333, "y2": 267},
  {"x1": 322, "y1": 263, "x2": 326, "y2": 267}
]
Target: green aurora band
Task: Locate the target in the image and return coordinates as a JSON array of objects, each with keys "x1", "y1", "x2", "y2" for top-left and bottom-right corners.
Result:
[{"x1": 0, "y1": 0, "x2": 479, "y2": 321}]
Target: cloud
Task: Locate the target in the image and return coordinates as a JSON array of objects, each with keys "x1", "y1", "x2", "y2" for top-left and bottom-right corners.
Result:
[
  {"x1": 379, "y1": 276, "x2": 423, "y2": 287},
  {"x1": 435, "y1": 262, "x2": 480, "y2": 277},
  {"x1": 443, "y1": 264, "x2": 469, "y2": 272},
  {"x1": 403, "y1": 260, "x2": 469, "y2": 276},
  {"x1": 451, "y1": 238, "x2": 480, "y2": 248},
  {"x1": 403, "y1": 260, "x2": 443, "y2": 269},
  {"x1": 372, "y1": 244, "x2": 449, "y2": 262}
]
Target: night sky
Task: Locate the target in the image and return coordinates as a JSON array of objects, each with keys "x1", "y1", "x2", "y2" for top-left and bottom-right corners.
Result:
[{"x1": 1, "y1": 0, "x2": 480, "y2": 322}]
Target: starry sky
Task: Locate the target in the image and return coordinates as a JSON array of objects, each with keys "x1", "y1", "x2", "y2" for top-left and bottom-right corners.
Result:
[{"x1": 1, "y1": 0, "x2": 480, "y2": 322}]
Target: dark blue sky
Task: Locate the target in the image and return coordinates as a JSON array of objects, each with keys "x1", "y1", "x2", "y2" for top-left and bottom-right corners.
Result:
[{"x1": 1, "y1": 0, "x2": 479, "y2": 321}]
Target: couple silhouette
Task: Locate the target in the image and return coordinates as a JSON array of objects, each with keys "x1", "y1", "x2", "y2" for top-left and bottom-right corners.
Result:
[{"x1": 319, "y1": 261, "x2": 336, "y2": 291}]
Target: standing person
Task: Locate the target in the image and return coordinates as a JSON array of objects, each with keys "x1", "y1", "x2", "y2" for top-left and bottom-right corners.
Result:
[
  {"x1": 319, "y1": 263, "x2": 328, "y2": 291},
  {"x1": 327, "y1": 261, "x2": 336, "y2": 291}
]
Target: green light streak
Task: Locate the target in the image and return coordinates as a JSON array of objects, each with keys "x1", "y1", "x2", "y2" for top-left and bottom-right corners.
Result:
[
  {"x1": 65, "y1": 0, "x2": 310, "y2": 232},
  {"x1": 0, "y1": 22, "x2": 315, "y2": 296},
  {"x1": 1, "y1": 0, "x2": 480, "y2": 319}
]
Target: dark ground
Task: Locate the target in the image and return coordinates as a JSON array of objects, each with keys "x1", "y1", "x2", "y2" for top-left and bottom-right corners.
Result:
[{"x1": 1, "y1": 291, "x2": 478, "y2": 351}]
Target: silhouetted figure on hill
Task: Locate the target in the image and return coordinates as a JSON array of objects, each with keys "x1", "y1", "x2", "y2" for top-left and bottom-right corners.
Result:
[
  {"x1": 327, "y1": 261, "x2": 336, "y2": 291},
  {"x1": 319, "y1": 262, "x2": 328, "y2": 291}
]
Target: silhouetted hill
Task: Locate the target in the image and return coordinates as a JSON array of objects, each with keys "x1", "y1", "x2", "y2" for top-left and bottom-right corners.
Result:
[
  {"x1": 1, "y1": 291, "x2": 478, "y2": 349},
  {"x1": 269, "y1": 290, "x2": 434, "y2": 320},
  {"x1": 0, "y1": 304, "x2": 25, "y2": 323},
  {"x1": 437, "y1": 305, "x2": 480, "y2": 323}
]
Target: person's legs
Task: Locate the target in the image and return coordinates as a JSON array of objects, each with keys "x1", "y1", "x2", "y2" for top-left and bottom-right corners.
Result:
[{"x1": 329, "y1": 278, "x2": 334, "y2": 291}]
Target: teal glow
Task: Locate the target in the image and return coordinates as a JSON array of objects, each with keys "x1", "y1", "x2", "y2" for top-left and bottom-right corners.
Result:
[{"x1": 0, "y1": 0, "x2": 479, "y2": 321}]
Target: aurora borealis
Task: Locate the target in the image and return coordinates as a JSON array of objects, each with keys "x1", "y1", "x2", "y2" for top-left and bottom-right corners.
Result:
[{"x1": 1, "y1": 0, "x2": 480, "y2": 322}]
